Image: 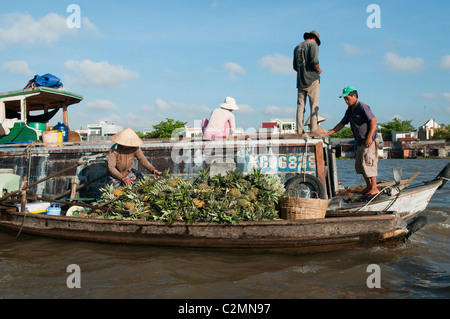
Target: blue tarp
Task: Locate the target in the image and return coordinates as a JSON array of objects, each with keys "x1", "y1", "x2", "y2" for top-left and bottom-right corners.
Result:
[{"x1": 24, "y1": 74, "x2": 63, "y2": 89}]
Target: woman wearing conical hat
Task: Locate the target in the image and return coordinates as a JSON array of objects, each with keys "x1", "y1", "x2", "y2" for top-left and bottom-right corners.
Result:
[{"x1": 107, "y1": 128, "x2": 162, "y2": 188}]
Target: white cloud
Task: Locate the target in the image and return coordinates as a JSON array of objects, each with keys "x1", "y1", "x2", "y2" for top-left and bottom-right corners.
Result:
[
  {"x1": 263, "y1": 105, "x2": 295, "y2": 116},
  {"x1": 140, "y1": 98, "x2": 211, "y2": 124},
  {"x1": 443, "y1": 93, "x2": 450, "y2": 102},
  {"x1": 381, "y1": 52, "x2": 424, "y2": 73},
  {"x1": 0, "y1": 13, "x2": 98, "y2": 48},
  {"x1": 383, "y1": 113, "x2": 404, "y2": 122},
  {"x1": 223, "y1": 62, "x2": 246, "y2": 81},
  {"x1": 85, "y1": 99, "x2": 119, "y2": 111},
  {"x1": 420, "y1": 92, "x2": 438, "y2": 100},
  {"x1": 64, "y1": 59, "x2": 139, "y2": 87},
  {"x1": 420, "y1": 92, "x2": 450, "y2": 102},
  {"x1": 340, "y1": 43, "x2": 370, "y2": 56},
  {"x1": 439, "y1": 55, "x2": 450, "y2": 69},
  {"x1": 259, "y1": 54, "x2": 294, "y2": 75},
  {"x1": 2, "y1": 60, "x2": 33, "y2": 76},
  {"x1": 236, "y1": 103, "x2": 256, "y2": 114},
  {"x1": 81, "y1": 17, "x2": 100, "y2": 34}
]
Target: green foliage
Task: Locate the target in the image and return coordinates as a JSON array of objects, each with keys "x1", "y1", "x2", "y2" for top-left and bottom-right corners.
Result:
[
  {"x1": 379, "y1": 118, "x2": 415, "y2": 141},
  {"x1": 89, "y1": 169, "x2": 286, "y2": 224},
  {"x1": 432, "y1": 124, "x2": 450, "y2": 141},
  {"x1": 137, "y1": 118, "x2": 187, "y2": 139},
  {"x1": 329, "y1": 126, "x2": 354, "y2": 138}
]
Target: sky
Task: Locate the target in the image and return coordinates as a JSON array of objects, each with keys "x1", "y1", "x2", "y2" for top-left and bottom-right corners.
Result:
[{"x1": 0, "y1": 0, "x2": 449, "y2": 133}]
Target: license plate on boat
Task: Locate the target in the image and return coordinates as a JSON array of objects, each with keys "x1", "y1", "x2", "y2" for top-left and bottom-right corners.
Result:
[{"x1": 238, "y1": 154, "x2": 316, "y2": 173}]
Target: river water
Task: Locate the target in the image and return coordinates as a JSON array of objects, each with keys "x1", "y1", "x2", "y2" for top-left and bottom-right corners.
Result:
[{"x1": 0, "y1": 159, "x2": 448, "y2": 301}]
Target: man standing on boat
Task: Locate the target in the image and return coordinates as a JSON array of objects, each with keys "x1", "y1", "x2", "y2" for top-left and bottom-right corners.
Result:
[
  {"x1": 325, "y1": 86, "x2": 379, "y2": 197},
  {"x1": 107, "y1": 128, "x2": 162, "y2": 188},
  {"x1": 293, "y1": 30, "x2": 322, "y2": 135}
]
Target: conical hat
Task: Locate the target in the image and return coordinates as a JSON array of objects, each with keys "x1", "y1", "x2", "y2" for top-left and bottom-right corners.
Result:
[{"x1": 111, "y1": 128, "x2": 143, "y2": 147}]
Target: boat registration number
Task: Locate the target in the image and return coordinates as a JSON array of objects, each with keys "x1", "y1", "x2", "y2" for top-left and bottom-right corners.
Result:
[{"x1": 238, "y1": 154, "x2": 316, "y2": 173}]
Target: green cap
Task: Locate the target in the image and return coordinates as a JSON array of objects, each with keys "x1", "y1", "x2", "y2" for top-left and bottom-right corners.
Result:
[{"x1": 339, "y1": 86, "x2": 357, "y2": 98}]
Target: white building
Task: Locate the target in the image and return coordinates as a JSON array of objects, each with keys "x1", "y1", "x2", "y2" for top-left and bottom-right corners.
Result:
[
  {"x1": 87, "y1": 121, "x2": 123, "y2": 141},
  {"x1": 418, "y1": 119, "x2": 441, "y2": 140},
  {"x1": 270, "y1": 118, "x2": 296, "y2": 134},
  {"x1": 391, "y1": 131, "x2": 418, "y2": 143}
]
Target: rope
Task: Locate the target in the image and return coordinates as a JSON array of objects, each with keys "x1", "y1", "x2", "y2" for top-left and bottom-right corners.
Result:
[
  {"x1": 356, "y1": 186, "x2": 393, "y2": 212},
  {"x1": 301, "y1": 137, "x2": 308, "y2": 182},
  {"x1": 15, "y1": 211, "x2": 28, "y2": 238},
  {"x1": 26, "y1": 142, "x2": 36, "y2": 184}
]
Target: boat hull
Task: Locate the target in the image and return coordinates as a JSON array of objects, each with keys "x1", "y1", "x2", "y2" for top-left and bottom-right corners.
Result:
[
  {"x1": 0, "y1": 208, "x2": 408, "y2": 253},
  {"x1": 332, "y1": 180, "x2": 443, "y2": 221}
]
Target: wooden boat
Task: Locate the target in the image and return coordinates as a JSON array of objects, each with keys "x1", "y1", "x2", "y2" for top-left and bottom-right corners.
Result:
[
  {"x1": 0, "y1": 205, "x2": 418, "y2": 254},
  {"x1": 0, "y1": 86, "x2": 447, "y2": 253},
  {"x1": 330, "y1": 176, "x2": 447, "y2": 222}
]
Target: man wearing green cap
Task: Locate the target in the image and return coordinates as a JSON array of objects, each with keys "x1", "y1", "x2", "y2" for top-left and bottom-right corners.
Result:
[
  {"x1": 293, "y1": 30, "x2": 322, "y2": 135},
  {"x1": 326, "y1": 86, "x2": 379, "y2": 196}
]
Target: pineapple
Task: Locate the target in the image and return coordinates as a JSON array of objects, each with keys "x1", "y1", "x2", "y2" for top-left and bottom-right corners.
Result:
[
  {"x1": 197, "y1": 183, "x2": 210, "y2": 192},
  {"x1": 93, "y1": 165, "x2": 286, "y2": 223},
  {"x1": 194, "y1": 168, "x2": 210, "y2": 186},
  {"x1": 166, "y1": 179, "x2": 179, "y2": 188},
  {"x1": 229, "y1": 188, "x2": 241, "y2": 198},
  {"x1": 193, "y1": 198, "x2": 205, "y2": 208},
  {"x1": 112, "y1": 187, "x2": 124, "y2": 197},
  {"x1": 124, "y1": 201, "x2": 136, "y2": 210},
  {"x1": 244, "y1": 190, "x2": 257, "y2": 201},
  {"x1": 237, "y1": 198, "x2": 250, "y2": 207}
]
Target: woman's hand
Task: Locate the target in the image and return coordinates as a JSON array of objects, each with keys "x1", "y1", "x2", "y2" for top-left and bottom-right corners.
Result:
[{"x1": 121, "y1": 177, "x2": 133, "y2": 186}]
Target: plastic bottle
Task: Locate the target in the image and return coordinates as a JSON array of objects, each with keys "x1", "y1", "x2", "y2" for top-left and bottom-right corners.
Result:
[{"x1": 53, "y1": 122, "x2": 69, "y2": 142}]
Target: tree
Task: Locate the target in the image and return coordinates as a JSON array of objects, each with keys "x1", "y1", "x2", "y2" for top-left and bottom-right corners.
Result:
[
  {"x1": 329, "y1": 126, "x2": 354, "y2": 138},
  {"x1": 137, "y1": 118, "x2": 187, "y2": 139},
  {"x1": 432, "y1": 124, "x2": 450, "y2": 141},
  {"x1": 379, "y1": 118, "x2": 415, "y2": 141}
]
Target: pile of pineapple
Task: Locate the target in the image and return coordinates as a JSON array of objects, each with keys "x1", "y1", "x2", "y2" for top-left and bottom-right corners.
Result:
[{"x1": 86, "y1": 169, "x2": 286, "y2": 223}]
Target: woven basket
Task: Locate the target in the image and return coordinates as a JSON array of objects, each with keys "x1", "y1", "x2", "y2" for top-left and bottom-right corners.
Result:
[{"x1": 280, "y1": 189, "x2": 329, "y2": 220}]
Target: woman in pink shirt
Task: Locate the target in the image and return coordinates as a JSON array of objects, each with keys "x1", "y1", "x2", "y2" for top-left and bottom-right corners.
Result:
[{"x1": 202, "y1": 97, "x2": 239, "y2": 140}]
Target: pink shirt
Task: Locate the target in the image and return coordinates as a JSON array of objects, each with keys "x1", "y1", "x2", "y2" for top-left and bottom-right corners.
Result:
[{"x1": 204, "y1": 108, "x2": 236, "y2": 135}]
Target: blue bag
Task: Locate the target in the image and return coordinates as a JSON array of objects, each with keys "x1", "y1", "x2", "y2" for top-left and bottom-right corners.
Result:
[{"x1": 24, "y1": 73, "x2": 64, "y2": 89}]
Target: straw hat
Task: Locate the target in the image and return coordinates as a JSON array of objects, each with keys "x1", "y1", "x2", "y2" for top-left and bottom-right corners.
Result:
[
  {"x1": 111, "y1": 128, "x2": 143, "y2": 147},
  {"x1": 220, "y1": 96, "x2": 239, "y2": 111},
  {"x1": 303, "y1": 30, "x2": 321, "y2": 46}
]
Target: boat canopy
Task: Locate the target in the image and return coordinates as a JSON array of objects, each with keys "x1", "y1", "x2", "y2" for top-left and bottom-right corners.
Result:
[{"x1": 0, "y1": 87, "x2": 83, "y2": 123}]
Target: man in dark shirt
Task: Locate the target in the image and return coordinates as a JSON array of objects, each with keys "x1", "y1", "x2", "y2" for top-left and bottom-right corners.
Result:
[
  {"x1": 293, "y1": 30, "x2": 322, "y2": 134},
  {"x1": 325, "y1": 86, "x2": 379, "y2": 196}
]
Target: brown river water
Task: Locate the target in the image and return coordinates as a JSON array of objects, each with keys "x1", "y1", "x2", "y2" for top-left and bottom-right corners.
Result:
[{"x1": 0, "y1": 159, "x2": 448, "y2": 300}]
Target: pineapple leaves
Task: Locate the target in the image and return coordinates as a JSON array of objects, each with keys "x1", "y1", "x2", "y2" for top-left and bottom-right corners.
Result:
[{"x1": 88, "y1": 168, "x2": 285, "y2": 223}]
